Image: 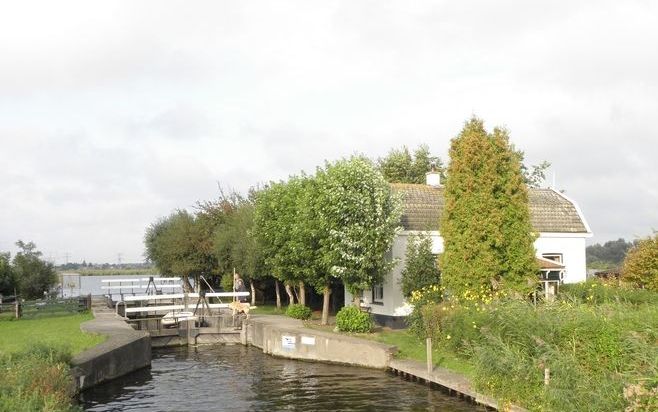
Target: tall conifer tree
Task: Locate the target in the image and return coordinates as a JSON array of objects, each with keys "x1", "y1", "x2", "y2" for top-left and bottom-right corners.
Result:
[{"x1": 440, "y1": 118, "x2": 537, "y2": 297}]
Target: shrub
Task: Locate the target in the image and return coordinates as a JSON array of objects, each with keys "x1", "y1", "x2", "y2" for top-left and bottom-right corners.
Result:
[
  {"x1": 622, "y1": 233, "x2": 658, "y2": 291},
  {"x1": 285, "y1": 303, "x2": 312, "y2": 320},
  {"x1": 220, "y1": 273, "x2": 234, "y2": 292},
  {"x1": 336, "y1": 305, "x2": 373, "y2": 333},
  {"x1": 406, "y1": 284, "x2": 443, "y2": 338}
]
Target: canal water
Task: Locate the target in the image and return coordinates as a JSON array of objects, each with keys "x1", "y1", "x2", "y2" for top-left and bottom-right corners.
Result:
[{"x1": 80, "y1": 345, "x2": 482, "y2": 412}]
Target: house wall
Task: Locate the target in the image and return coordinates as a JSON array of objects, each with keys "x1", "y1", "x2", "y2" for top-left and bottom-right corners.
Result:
[
  {"x1": 345, "y1": 231, "x2": 588, "y2": 319},
  {"x1": 345, "y1": 231, "x2": 442, "y2": 323},
  {"x1": 534, "y1": 234, "x2": 588, "y2": 283}
]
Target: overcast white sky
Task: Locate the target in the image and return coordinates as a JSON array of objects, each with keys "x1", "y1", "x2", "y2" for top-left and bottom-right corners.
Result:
[{"x1": 1, "y1": 1, "x2": 656, "y2": 264}]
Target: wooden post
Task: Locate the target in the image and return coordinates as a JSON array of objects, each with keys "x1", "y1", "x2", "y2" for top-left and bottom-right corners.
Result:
[
  {"x1": 426, "y1": 337, "x2": 432, "y2": 375},
  {"x1": 14, "y1": 288, "x2": 21, "y2": 319},
  {"x1": 544, "y1": 368, "x2": 550, "y2": 385}
]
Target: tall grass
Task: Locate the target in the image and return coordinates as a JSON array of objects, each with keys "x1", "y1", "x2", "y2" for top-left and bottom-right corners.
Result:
[
  {"x1": 431, "y1": 288, "x2": 658, "y2": 411},
  {"x1": 0, "y1": 344, "x2": 80, "y2": 412}
]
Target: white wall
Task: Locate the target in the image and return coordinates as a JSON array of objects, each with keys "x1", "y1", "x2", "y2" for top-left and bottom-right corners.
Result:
[
  {"x1": 534, "y1": 234, "x2": 588, "y2": 283},
  {"x1": 346, "y1": 231, "x2": 442, "y2": 317}
]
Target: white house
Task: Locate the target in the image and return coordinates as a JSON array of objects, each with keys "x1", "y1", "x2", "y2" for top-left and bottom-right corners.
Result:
[{"x1": 345, "y1": 171, "x2": 592, "y2": 328}]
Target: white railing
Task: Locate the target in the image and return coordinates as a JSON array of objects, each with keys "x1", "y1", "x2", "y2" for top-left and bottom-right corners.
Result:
[{"x1": 115, "y1": 291, "x2": 250, "y2": 316}]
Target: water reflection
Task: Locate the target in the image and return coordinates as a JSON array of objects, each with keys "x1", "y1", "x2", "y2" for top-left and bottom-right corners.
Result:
[{"x1": 80, "y1": 345, "x2": 482, "y2": 412}]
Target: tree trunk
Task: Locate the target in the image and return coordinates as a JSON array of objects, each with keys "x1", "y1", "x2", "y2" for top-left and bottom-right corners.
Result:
[
  {"x1": 284, "y1": 283, "x2": 295, "y2": 305},
  {"x1": 353, "y1": 291, "x2": 361, "y2": 307},
  {"x1": 183, "y1": 276, "x2": 194, "y2": 293},
  {"x1": 275, "y1": 280, "x2": 282, "y2": 310},
  {"x1": 321, "y1": 283, "x2": 331, "y2": 325},
  {"x1": 299, "y1": 281, "x2": 306, "y2": 306},
  {"x1": 250, "y1": 281, "x2": 256, "y2": 306}
]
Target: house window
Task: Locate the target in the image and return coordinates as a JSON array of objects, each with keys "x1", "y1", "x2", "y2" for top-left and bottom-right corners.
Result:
[
  {"x1": 542, "y1": 253, "x2": 563, "y2": 264},
  {"x1": 372, "y1": 284, "x2": 384, "y2": 303}
]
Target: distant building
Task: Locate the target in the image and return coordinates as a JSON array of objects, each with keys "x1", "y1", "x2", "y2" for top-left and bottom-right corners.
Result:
[{"x1": 345, "y1": 171, "x2": 592, "y2": 328}]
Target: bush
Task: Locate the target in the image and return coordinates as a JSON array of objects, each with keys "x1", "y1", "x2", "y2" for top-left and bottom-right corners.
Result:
[
  {"x1": 220, "y1": 273, "x2": 234, "y2": 292},
  {"x1": 406, "y1": 284, "x2": 443, "y2": 338},
  {"x1": 335, "y1": 305, "x2": 373, "y2": 333},
  {"x1": 285, "y1": 303, "x2": 312, "y2": 320},
  {"x1": 622, "y1": 233, "x2": 658, "y2": 291}
]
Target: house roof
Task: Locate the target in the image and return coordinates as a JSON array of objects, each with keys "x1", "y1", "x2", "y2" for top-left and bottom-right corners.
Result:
[
  {"x1": 391, "y1": 184, "x2": 589, "y2": 233},
  {"x1": 536, "y1": 257, "x2": 565, "y2": 270}
]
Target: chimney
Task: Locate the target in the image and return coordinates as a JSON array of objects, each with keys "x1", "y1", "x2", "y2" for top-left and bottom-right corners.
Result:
[{"x1": 425, "y1": 162, "x2": 441, "y2": 187}]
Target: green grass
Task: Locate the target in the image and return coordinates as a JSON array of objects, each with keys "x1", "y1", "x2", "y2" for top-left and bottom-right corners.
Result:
[
  {"x1": 0, "y1": 312, "x2": 105, "y2": 356},
  {"x1": 370, "y1": 329, "x2": 474, "y2": 377},
  {"x1": 249, "y1": 304, "x2": 285, "y2": 315}
]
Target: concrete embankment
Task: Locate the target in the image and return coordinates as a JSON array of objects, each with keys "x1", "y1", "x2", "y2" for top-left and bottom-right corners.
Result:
[
  {"x1": 243, "y1": 315, "x2": 396, "y2": 369},
  {"x1": 71, "y1": 299, "x2": 151, "y2": 391},
  {"x1": 244, "y1": 315, "x2": 525, "y2": 411}
]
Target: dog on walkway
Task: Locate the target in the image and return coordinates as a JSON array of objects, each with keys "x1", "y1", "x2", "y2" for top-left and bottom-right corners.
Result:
[{"x1": 228, "y1": 300, "x2": 256, "y2": 319}]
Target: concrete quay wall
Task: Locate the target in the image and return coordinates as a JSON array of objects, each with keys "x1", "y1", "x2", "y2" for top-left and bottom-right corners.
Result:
[
  {"x1": 71, "y1": 306, "x2": 151, "y2": 391},
  {"x1": 243, "y1": 315, "x2": 396, "y2": 369}
]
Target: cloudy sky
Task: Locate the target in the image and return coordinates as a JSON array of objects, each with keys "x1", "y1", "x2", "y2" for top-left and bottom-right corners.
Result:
[{"x1": 1, "y1": 1, "x2": 656, "y2": 264}]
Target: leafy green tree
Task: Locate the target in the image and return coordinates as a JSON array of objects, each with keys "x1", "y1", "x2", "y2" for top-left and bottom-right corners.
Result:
[
  {"x1": 378, "y1": 144, "x2": 443, "y2": 184},
  {"x1": 400, "y1": 233, "x2": 440, "y2": 298},
  {"x1": 314, "y1": 156, "x2": 401, "y2": 315},
  {"x1": 254, "y1": 176, "x2": 318, "y2": 307},
  {"x1": 214, "y1": 199, "x2": 265, "y2": 305},
  {"x1": 622, "y1": 233, "x2": 658, "y2": 291},
  {"x1": 0, "y1": 252, "x2": 15, "y2": 296},
  {"x1": 12, "y1": 241, "x2": 57, "y2": 299},
  {"x1": 440, "y1": 118, "x2": 538, "y2": 297},
  {"x1": 144, "y1": 210, "x2": 214, "y2": 291}
]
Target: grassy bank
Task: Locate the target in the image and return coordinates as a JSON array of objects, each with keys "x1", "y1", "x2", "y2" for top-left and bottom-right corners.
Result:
[
  {"x1": 0, "y1": 312, "x2": 105, "y2": 411},
  {"x1": 408, "y1": 282, "x2": 658, "y2": 411}
]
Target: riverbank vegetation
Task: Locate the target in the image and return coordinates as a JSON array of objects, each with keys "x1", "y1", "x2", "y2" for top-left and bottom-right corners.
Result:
[
  {"x1": 0, "y1": 311, "x2": 104, "y2": 412},
  {"x1": 405, "y1": 282, "x2": 658, "y2": 411},
  {"x1": 0, "y1": 345, "x2": 79, "y2": 412}
]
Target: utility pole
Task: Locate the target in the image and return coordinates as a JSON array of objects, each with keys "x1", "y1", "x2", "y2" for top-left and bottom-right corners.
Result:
[
  {"x1": 63, "y1": 252, "x2": 71, "y2": 265},
  {"x1": 117, "y1": 253, "x2": 123, "y2": 266}
]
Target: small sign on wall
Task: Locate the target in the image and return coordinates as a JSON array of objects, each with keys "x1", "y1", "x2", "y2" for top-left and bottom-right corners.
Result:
[
  {"x1": 301, "y1": 336, "x2": 316, "y2": 345},
  {"x1": 282, "y1": 335, "x2": 296, "y2": 350}
]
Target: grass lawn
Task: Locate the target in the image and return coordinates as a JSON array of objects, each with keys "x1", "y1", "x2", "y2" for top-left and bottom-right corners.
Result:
[
  {"x1": 370, "y1": 329, "x2": 474, "y2": 377},
  {"x1": 250, "y1": 304, "x2": 285, "y2": 315},
  {"x1": 0, "y1": 312, "x2": 105, "y2": 355}
]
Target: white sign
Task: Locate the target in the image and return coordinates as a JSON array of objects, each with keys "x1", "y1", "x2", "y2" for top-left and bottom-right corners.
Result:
[
  {"x1": 301, "y1": 336, "x2": 316, "y2": 345},
  {"x1": 282, "y1": 335, "x2": 296, "y2": 349}
]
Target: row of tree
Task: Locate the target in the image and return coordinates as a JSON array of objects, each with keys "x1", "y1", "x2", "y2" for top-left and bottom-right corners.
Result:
[{"x1": 0, "y1": 241, "x2": 58, "y2": 299}]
